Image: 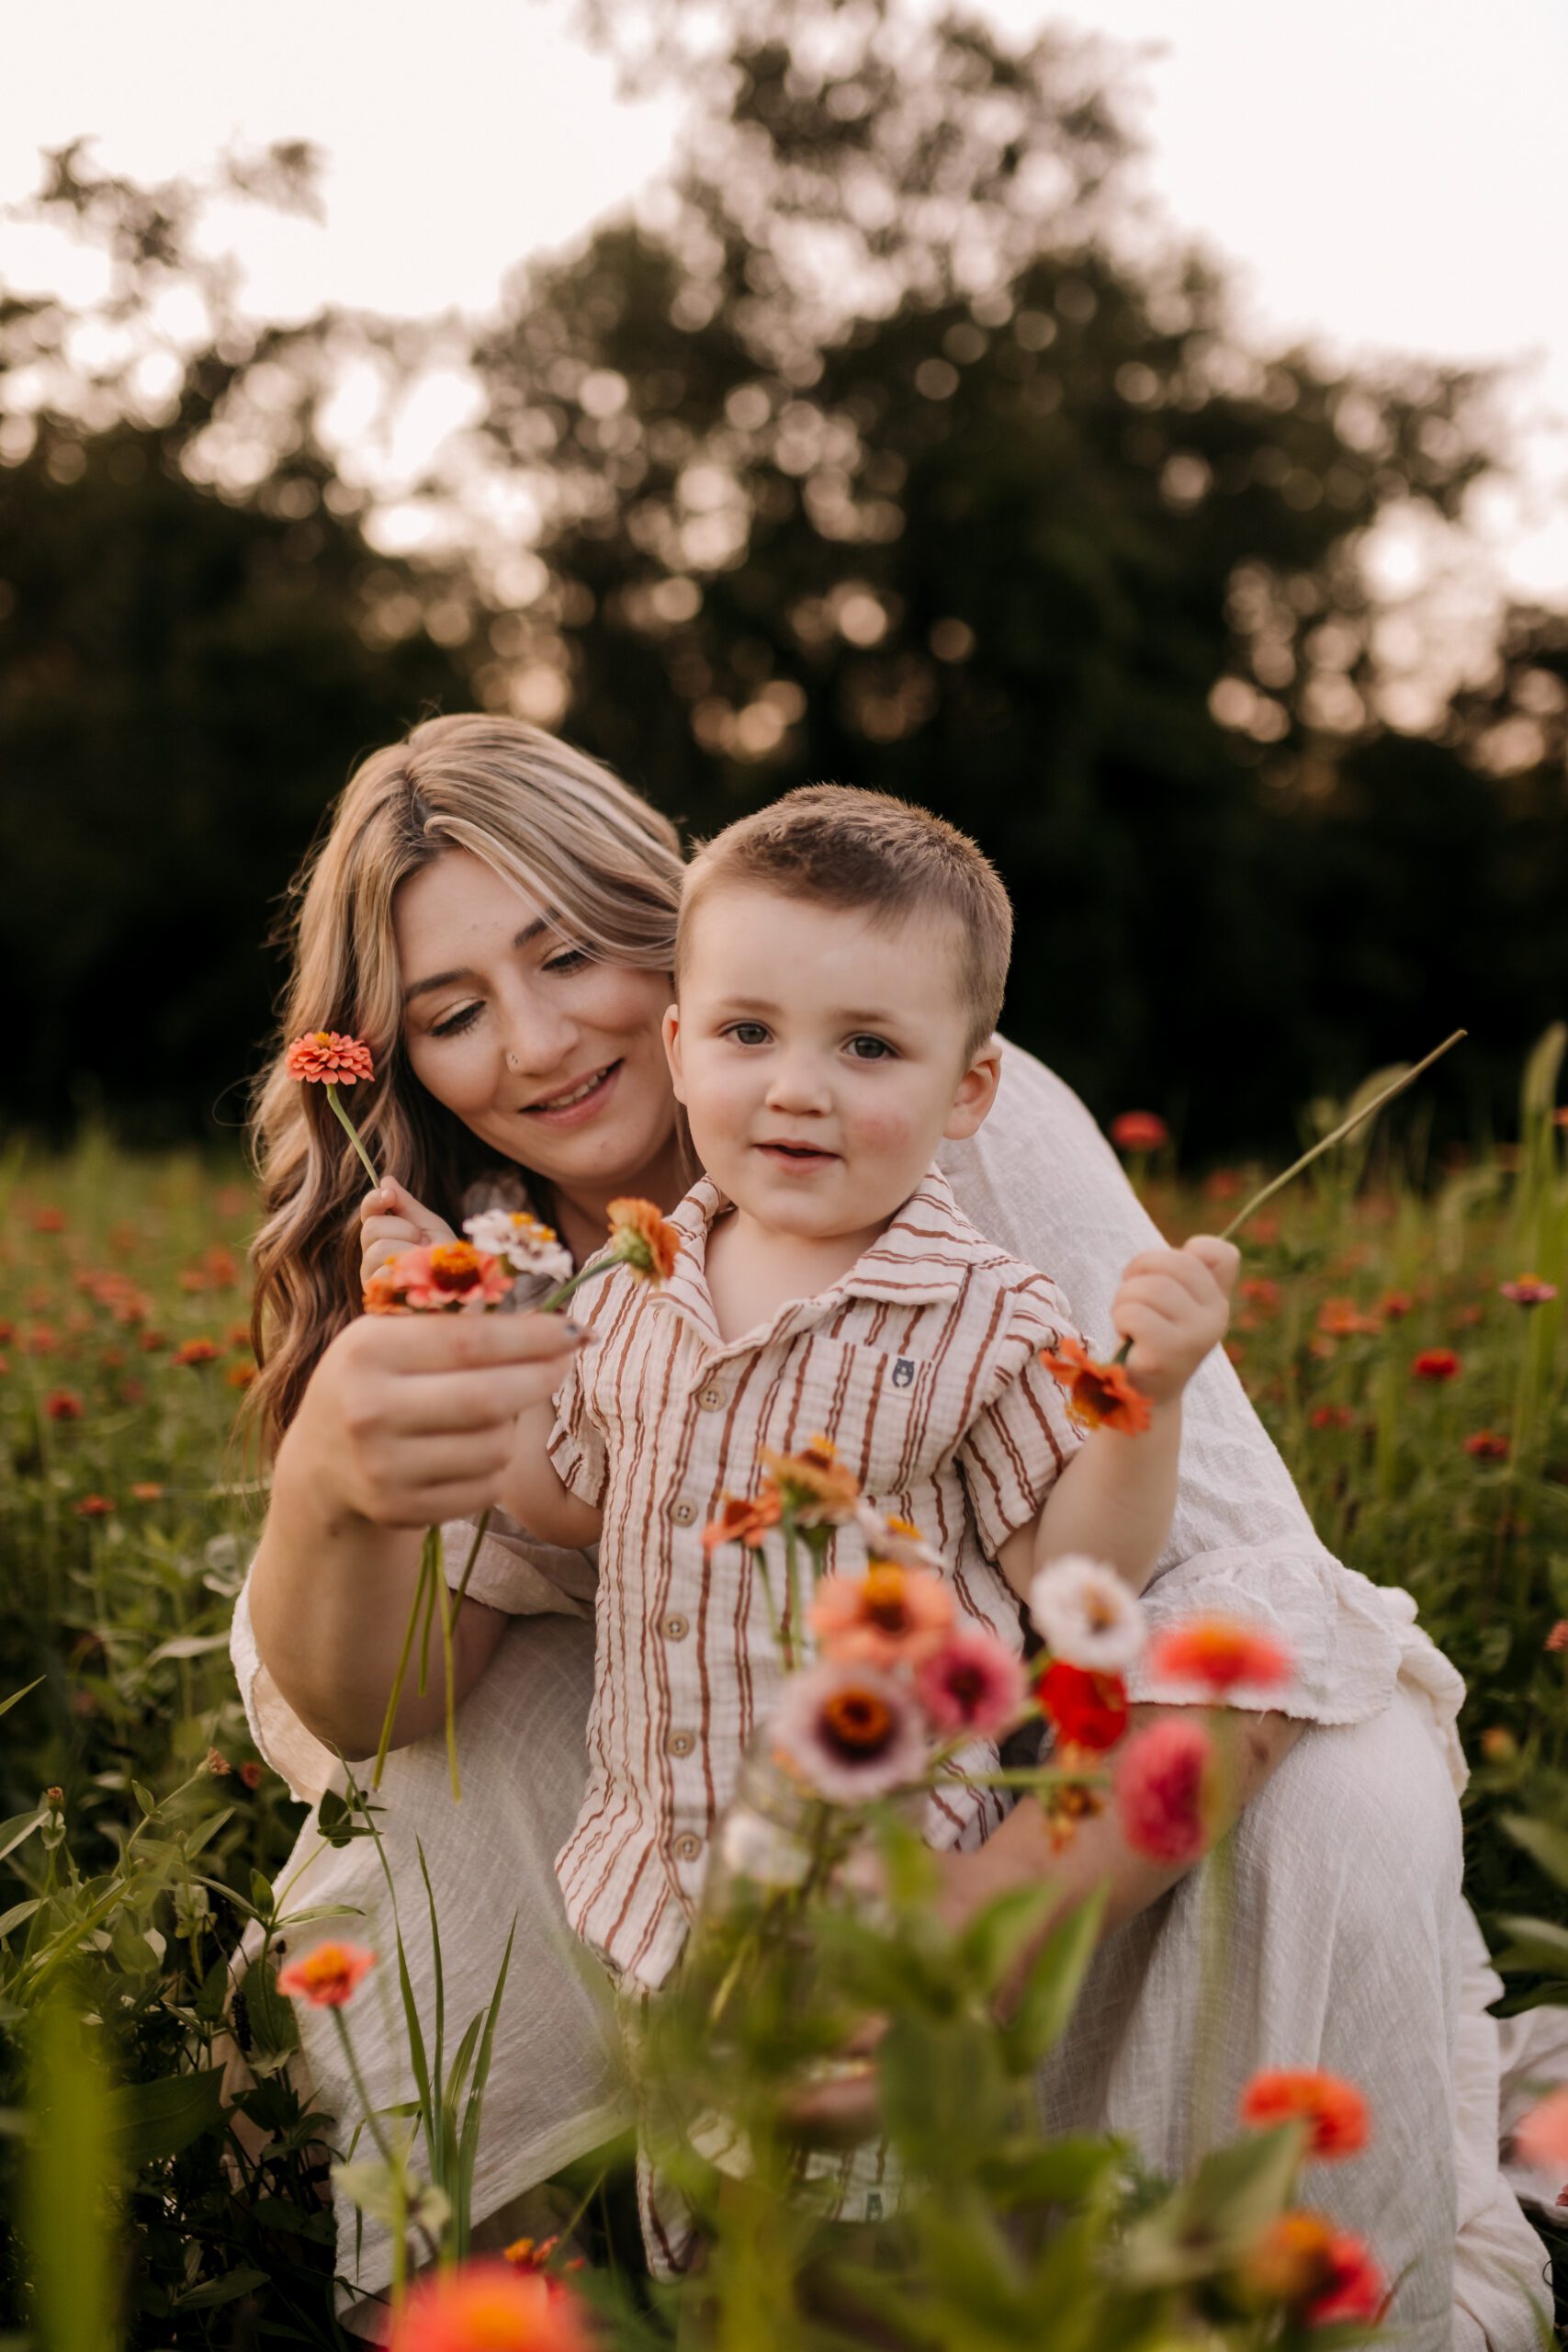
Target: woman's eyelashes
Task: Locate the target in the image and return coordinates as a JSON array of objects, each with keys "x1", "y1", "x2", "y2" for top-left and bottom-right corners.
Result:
[
  {"x1": 432, "y1": 1001, "x2": 481, "y2": 1039},
  {"x1": 428, "y1": 946, "x2": 592, "y2": 1038}
]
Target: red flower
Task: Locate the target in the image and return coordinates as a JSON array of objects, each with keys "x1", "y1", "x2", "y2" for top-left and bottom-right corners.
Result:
[
  {"x1": 140, "y1": 1329, "x2": 168, "y2": 1352},
  {"x1": 1110, "y1": 1110, "x2": 1168, "y2": 1153},
  {"x1": 1037, "y1": 1659, "x2": 1130, "y2": 1752},
  {"x1": 1240, "y1": 2068, "x2": 1370, "y2": 2159},
  {"x1": 276, "y1": 1940, "x2": 376, "y2": 2008},
  {"x1": 73, "y1": 1495, "x2": 114, "y2": 1519},
  {"x1": 285, "y1": 1029, "x2": 375, "y2": 1085},
  {"x1": 1500, "y1": 1272, "x2": 1558, "y2": 1307},
  {"x1": 1412, "y1": 1348, "x2": 1461, "y2": 1382},
  {"x1": 31, "y1": 1206, "x2": 66, "y2": 1234},
  {"x1": 239, "y1": 1759, "x2": 265, "y2": 1790},
  {"x1": 389, "y1": 2259, "x2": 593, "y2": 2352},
  {"x1": 1203, "y1": 1168, "x2": 1244, "y2": 1202},
  {"x1": 1464, "y1": 1430, "x2": 1510, "y2": 1461},
  {"x1": 1114, "y1": 1717, "x2": 1214, "y2": 1863},
  {"x1": 1378, "y1": 1289, "x2": 1413, "y2": 1321},
  {"x1": 1242, "y1": 2212, "x2": 1385, "y2": 2325},
  {"x1": 1145, "y1": 1617, "x2": 1292, "y2": 1694},
  {"x1": 172, "y1": 1337, "x2": 220, "y2": 1367},
  {"x1": 1238, "y1": 1276, "x2": 1280, "y2": 1314},
  {"x1": 1305, "y1": 2231, "x2": 1387, "y2": 2327},
  {"x1": 1039, "y1": 1335, "x2": 1152, "y2": 1436},
  {"x1": 1309, "y1": 1404, "x2": 1354, "y2": 1430},
  {"x1": 44, "y1": 1389, "x2": 83, "y2": 1420},
  {"x1": 1546, "y1": 1621, "x2": 1568, "y2": 1654}
]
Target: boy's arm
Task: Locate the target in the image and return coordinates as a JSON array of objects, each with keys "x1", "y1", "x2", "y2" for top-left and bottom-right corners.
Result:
[
  {"x1": 994, "y1": 1235, "x2": 1238, "y2": 1605},
  {"x1": 500, "y1": 1390, "x2": 604, "y2": 1551}
]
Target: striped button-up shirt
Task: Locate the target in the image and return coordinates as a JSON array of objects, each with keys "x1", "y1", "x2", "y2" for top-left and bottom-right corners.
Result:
[{"x1": 547, "y1": 1163, "x2": 1085, "y2": 1995}]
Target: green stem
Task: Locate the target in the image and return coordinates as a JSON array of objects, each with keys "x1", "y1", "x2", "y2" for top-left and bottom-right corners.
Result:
[
  {"x1": 536, "y1": 1254, "x2": 623, "y2": 1316},
  {"x1": 332, "y1": 2008, "x2": 412, "y2": 2303},
  {"x1": 436, "y1": 1572, "x2": 461, "y2": 1804},
  {"x1": 449, "y1": 1508, "x2": 492, "y2": 1614},
  {"x1": 372, "y1": 1535, "x2": 438, "y2": 1790},
  {"x1": 325, "y1": 1085, "x2": 380, "y2": 1191}
]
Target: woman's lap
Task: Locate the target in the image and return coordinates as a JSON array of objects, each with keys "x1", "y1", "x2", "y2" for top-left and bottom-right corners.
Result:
[{"x1": 1039, "y1": 1687, "x2": 1546, "y2": 2350}]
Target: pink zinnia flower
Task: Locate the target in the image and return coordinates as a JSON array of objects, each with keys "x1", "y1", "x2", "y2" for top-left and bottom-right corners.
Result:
[
  {"x1": 389, "y1": 2258, "x2": 594, "y2": 2351},
  {"x1": 1114, "y1": 1717, "x2": 1215, "y2": 1863},
  {"x1": 770, "y1": 1659, "x2": 928, "y2": 1804},
  {"x1": 809, "y1": 1564, "x2": 954, "y2": 1667},
  {"x1": 1500, "y1": 1272, "x2": 1558, "y2": 1307},
  {"x1": 363, "y1": 1241, "x2": 513, "y2": 1315},
  {"x1": 1145, "y1": 1616, "x2": 1292, "y2": 1696},
  {"x1": 276, "y1": 1940, "x2": 376, "y2": 2009},
  {"x1": 285, "y1": 1029, "x2": 375, "y2": 1086},
  {"x1": 914, "y1": 1629, "x2": 1027, "y2": 1736},
  {"x1": 1515, "y1": 2085, "x2": 1568, "y2": 2180}
]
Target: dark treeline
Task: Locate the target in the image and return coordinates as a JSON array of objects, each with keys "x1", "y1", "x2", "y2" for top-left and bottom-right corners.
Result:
[{"x1": 3, "y1": 1, "x2": 1565, "y2": 1155}]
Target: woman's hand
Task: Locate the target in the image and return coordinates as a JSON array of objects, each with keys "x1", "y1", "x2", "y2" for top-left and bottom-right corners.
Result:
[
  {"x1": 279, "y1": 1309, "x2": 586, "y2": 1532},
  {"x1": 1111, "y1": 1234, "x2": 1240, "y2": 1406},
  {"x1": 358, "y1": 1177, "x2": 457, "y2": 1284}
]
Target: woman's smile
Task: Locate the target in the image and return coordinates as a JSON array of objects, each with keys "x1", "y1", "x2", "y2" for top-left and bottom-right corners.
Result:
[{"x1": 518, "y1": 1059, "x2": 623, "y2": 1125}]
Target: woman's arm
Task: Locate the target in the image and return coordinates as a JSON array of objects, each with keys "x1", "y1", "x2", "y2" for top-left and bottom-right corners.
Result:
[{"x1": 248, "y1": 1308, "x2": 583, "y2": 1758}]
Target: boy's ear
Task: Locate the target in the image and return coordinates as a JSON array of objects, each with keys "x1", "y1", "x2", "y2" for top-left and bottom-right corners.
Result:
[
  {"x1": 662, "y1": 1003, "x2": 686, "y2": 1102},
  {"x1": 942, "y1": 1036, "x2": 1002, "y2": 1143}
]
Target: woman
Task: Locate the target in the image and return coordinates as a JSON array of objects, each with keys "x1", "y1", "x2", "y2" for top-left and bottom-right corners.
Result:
[{"x1": 234, "y1": 714, "x2": 1551, "y2": 2347}]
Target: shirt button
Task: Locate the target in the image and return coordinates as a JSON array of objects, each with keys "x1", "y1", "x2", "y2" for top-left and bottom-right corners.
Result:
[
  {"x1": 672, "y1": 1832, "x2": 703, "y2": 1863},
  {"x1": 661, "y1": 1613, "x2": 690, "y2": 1642},
  {"x1": 671, "y1": 1498, "x2": 696, "y2": 1526},
  {"x1": 666, "y1": 1729, "x2": 694, "y2": 1758},
  {"x1": 697, "y1": 1384, "x2": 724, "y2": 1411}
]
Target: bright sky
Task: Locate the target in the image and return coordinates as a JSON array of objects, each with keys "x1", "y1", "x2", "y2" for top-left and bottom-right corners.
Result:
[{"x1": 3, "y1": 0, "x2": 1564, "y2": 650}]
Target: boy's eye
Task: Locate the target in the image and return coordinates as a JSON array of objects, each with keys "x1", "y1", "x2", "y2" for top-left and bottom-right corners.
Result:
[
  {"x1": 847, "y1": 1035, "x2": 895, "y2": 1061},
  {"x1": 726, "y1": 1022, "x2": 771, "y2": 1047},
  {"x1": 432, "y1": 1002, "x2": 481, "y2": 1039}
]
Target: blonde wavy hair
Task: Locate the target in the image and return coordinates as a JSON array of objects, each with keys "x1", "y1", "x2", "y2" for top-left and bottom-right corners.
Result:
[{"x1": 247, "y1": 714, "x2": 686, "y2": 1454}]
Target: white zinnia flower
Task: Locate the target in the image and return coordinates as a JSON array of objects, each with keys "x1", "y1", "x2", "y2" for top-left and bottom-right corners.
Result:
[
  {"x1": 1028, "y1": 1555, "x2": 1146, "y2": 1672},
  {"x1": 852, "y1": 1498, "x2": 944, "y2": 1572},
  {"x1": 769, "y1": 1659, "x2": 929, "y2": 1806},
  {"x1": 463, "y1": 1208, "x2": 573, "y2": 1285}
]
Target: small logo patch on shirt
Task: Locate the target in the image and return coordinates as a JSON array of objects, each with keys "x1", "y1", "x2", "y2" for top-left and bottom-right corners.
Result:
[{"x1": 890, "y1": 1356, "x2": 918, "y2": 1390}]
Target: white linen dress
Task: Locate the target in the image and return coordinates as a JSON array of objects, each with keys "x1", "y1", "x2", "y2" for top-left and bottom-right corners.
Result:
[{"x1": 230, "y1": 1041, "x2": 1558, "y2": 2347}]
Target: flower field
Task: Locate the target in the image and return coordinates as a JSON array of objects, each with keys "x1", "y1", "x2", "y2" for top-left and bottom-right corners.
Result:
[{"x1": 2, "y1": 1036, "x2": 1566, "y2": 2346}]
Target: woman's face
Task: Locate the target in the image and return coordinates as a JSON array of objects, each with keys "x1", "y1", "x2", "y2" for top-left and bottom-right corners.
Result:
[{"x1": 394, "y1": 849, "x2": 679, "y2": 1203}]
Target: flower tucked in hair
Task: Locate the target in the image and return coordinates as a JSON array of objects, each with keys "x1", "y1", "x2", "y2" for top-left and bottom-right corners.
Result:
[
  {"x1": 276, "y1": 1940, "x2": 376, "y2": 2009},
  {"x1": 915, "y1": 1629, "x2": 1028, "y2": 1737},
  {"x1": 701, "y1": 1489, "x2": 784, "y2": 1556},
  {"x1": 364, "y1": 1241, "x2": 514, "y2": 1316},
  {"x1": 1028, "y1": 1556, "x2": 1146, "y2": 1673},
  {"x1": 1114, "y1": 1717, "x2": 1215, "y2": 1864},
  {"x1": 389, "y1": 2257, "x2": 594, "y2": 2352},
  {"x1": 464, "y1": 1208, "x2": 573, "y2": 1286},
  {"x1": 770, "y1": 1659, "x2": 928, "y2": 1804},
  {"x1": 605, "y1": 1196, "x2": 681, "y2": 1283},
  {"x1": 1239, "y1": 2068, "x2": 1370, "y2": 2159},
  {"x1": 758, "y1": 1434, "x2": 863, "y2": 1526},
  {"x1": 285, "y1": 1030, "x2": 375, "y2": 1086},
  {"x1": 1038, "y1": 1334, "x2": 1152, "y2": 1436},
  {"x1": 1036, "y1": 1659, "x2": 1130, "y2": 1753},
  {"x1": 1145, "y1": 1615, "x2": 1292, "y2": 1695},
  {"x1": 809, "y1": 1563, "x2": 954, "y2": 1668}
]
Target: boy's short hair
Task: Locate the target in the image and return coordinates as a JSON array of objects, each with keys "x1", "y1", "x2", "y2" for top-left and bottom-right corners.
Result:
[{"x1": 678, "y1": 785, "x2": 1012, "y2": 1056}]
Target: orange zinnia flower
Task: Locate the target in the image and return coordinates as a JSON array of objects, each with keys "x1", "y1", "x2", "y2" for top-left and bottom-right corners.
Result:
[
  {"x1": 363, "y1": 1242, "x2": 513, "y2": 1315},
  {"x1": 1546, "y1": 1621, "x2": 1568, "y2": 1654},
  {"x1": 1239, "y1": 2068, "x2": 1370, "y2": 2158},
  {"x1": 130, "y1": 1482, "x2": 164, "y2": 1503},
  {"x1": 758, "y1": 1433, "x2": 863, "y2": 1524},
  {"x1": 285, "y1": 1029, "x2": 375, "y2": 1086},
  {"x1": 172, "y1": 1337, "x2": 220, "y2": 1367},
  {"x1": 1038, "y1": 1336, "x2": 1152, "y2": 1436},
  {"x1": 276, "y1": 1940, "x2": 376, "y2": 2008},
  {"x1": 45, "y1": 1389, "x2": 83, "y2": 1419},
  {"x1": 701, "y1": 1490, "x2": 784, "y2": 1555},
  {"x1": 1239, "y1": 2211, "x2": 1385, "y2": 2324},
  {"x1": 808, "y1": 1563, "x2": 955, "y2": 1667},
  {"x1": 74, "y1": 1494, "x2": 115, "y2": 1519},
  {"x1": 1146, "y1": 1616, "x2": 1292, "y2": 1693},
  {"x1": 1315, "y1": 1296, "x2": 1380, "y2": 1339},
  {"x1": 389, "y1": 2258, "x2": 594, "y2": 2352},
  {"x1": 605, "y1": 1196, "x2": 680, "y2": 1283}
]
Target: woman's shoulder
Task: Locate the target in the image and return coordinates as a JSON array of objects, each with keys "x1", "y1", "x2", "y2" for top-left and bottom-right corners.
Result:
[{"x1": 936, "y1": 1037, "x2": 1129, "y2": 1227}]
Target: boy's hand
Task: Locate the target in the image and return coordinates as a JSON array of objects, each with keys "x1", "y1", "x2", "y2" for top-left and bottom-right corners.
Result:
[
  {"x1": 1109, "y1": 1234, "x2": 1239, "y2": 1408},
  {"x1": 358, "y1": 1177, "x2": 457, "y2": 1285}
]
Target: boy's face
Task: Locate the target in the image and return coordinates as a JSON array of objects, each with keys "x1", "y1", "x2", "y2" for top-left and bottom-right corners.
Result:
[{"x1": 664, "y1": 885, "x2": 1001, "y2": 1246}]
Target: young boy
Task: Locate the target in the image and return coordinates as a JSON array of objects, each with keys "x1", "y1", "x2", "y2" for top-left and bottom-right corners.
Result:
[
  {"x1": 503, "y1": 786, "x2": 1236, "y2": 1963},
  {"x1": 501, "y1": 786, "x2": 1235, "y2": 2250}
]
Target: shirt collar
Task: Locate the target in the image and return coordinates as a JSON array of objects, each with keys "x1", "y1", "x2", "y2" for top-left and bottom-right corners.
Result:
[{"x1": 653, "y1": 1162, "x2": 980, "y2": 1348}]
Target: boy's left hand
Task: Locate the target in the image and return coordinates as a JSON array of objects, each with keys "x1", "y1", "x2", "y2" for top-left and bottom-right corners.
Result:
[{"x1": 1110, "y1": 1235, "x2": 1239, "y2": 1408}]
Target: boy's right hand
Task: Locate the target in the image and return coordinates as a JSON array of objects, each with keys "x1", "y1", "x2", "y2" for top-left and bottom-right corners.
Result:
[{"x1": 358, "y1": 1178, "x2": 457, "y2": 1285}]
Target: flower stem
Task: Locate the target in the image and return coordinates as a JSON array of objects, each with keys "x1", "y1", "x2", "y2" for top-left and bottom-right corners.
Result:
[
  {"x1": 373, "y1": 1531, "x2": 439, "y2": 1790},
  {"x1": 325, "y1": 1085, "x2": 380, "y2": 1191},
  {"x1": 536, "y1": 1255, "x2": 621, "y2": 1315}
]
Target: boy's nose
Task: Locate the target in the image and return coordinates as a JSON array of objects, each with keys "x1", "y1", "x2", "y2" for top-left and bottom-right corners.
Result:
[{"x1": 764, "y1": 1053, "x2": 831, "y2": 1114}]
